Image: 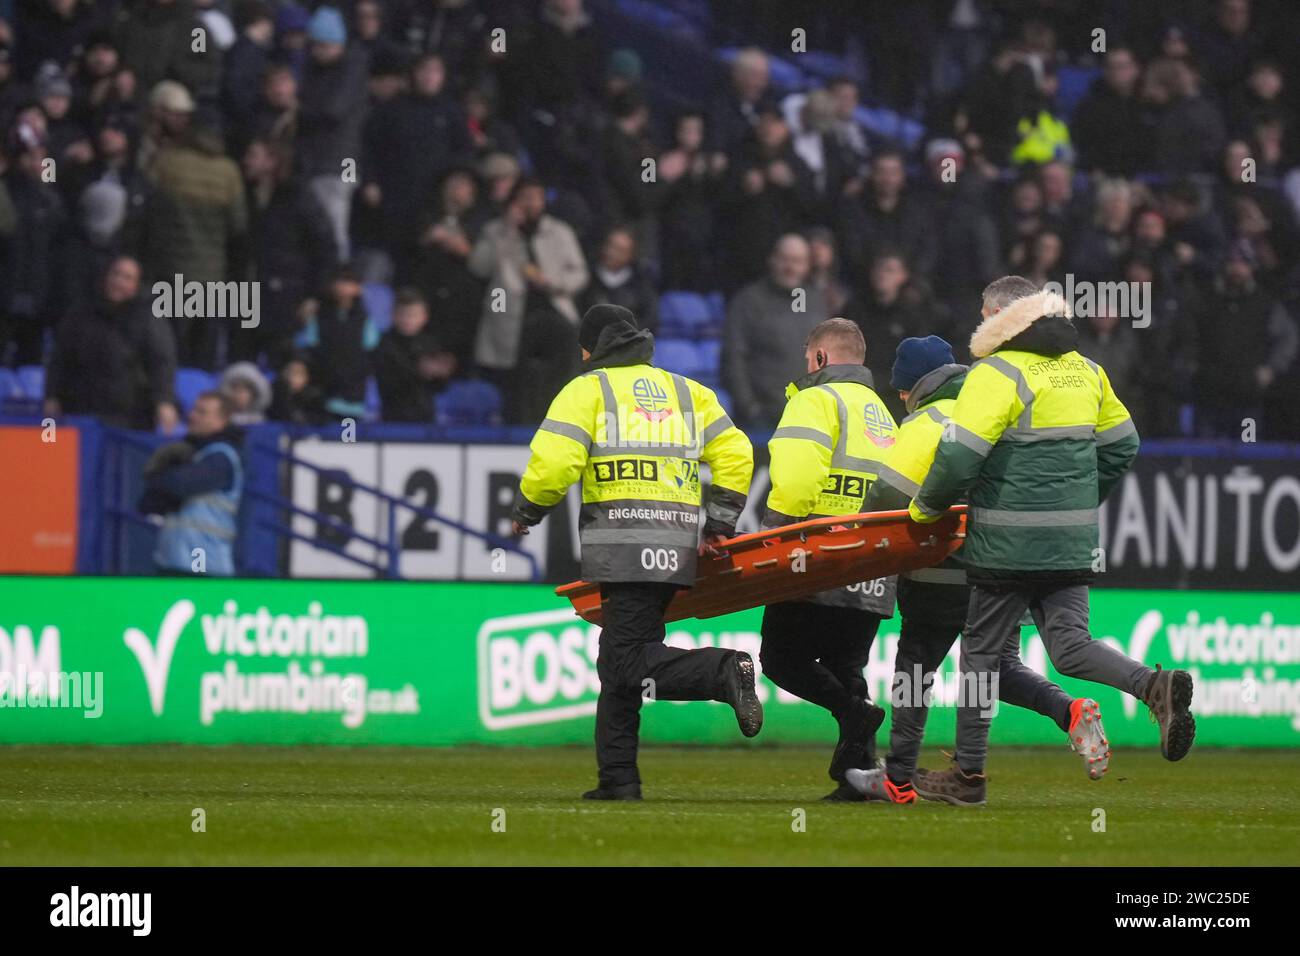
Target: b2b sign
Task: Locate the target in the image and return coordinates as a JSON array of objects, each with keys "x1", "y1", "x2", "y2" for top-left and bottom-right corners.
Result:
[{"x1": 287, "y1": 440, "x2": 546, "y2": 581}]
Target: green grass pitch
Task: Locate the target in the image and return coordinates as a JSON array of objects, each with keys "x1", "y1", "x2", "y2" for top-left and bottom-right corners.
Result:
[{"x1": 2, "y1": 746, "x2": 1296, "y2": 866}]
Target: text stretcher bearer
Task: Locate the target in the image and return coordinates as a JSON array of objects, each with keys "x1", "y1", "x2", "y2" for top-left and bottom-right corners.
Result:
[
  {"x1": 906, "y1": 280, "x2": 1195, "y2": 807},
  {"x1": 846, "y1": 335, "x2": 1109, "y2": 806},
  {"x1": 512, "y1": 304, "x2": 761, "y2": 801},
  {"x1": 757, "y1": 318, "x2": 898, "y2": 801}
]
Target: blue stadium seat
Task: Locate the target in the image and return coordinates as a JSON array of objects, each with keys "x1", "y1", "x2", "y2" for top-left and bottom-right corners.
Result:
[
  {"x1": 1056, "y1": 65, "x2": 1101, "y2": 120},
  {"x1": 365, "y1": 376, "x2": 381, "y2": 421},
  {"x1": 705, "y1": 291, "x2": 725, "y2": 327},
  {"x1": 694, "y1": 340, "x2": 721, "y2": 387},
  {"x1": 791, "y1": 50, "x2": 849, "y2": 82},
  {"x1": 659, "y1": 291, "x2": 715, "y2": 338},
  {"x1": 616, "y1": 0, "x2": 693, "y2": 33},
  {"x1": 362, "y1": 282, "x2": 395, "y2": 334},
  {"x1": 713, "y1": 385, "x2": 733, "y2": 414},
  {"x1": 654, "y1": 337, "x2": 705, "y2": 380},
  {"x1": 16, "y1": 365, "x2": 45, "y2": 400},
  {"x1": 436, "y1": 379, "x2": 503, "y2": 427},
  {"x1": 0, "y1": 368, "x2": 22, "y2": 399},
  {"x1": 175, "y1": 368, "x2": 218, "y2": 412}
]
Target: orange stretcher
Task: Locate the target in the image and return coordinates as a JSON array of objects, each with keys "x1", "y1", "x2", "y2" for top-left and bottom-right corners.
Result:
[{"x1": 556, "y1": 506, "x2": 967, "y2": 625}]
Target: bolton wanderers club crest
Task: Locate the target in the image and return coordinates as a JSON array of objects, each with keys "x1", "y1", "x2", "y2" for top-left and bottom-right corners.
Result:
[
  {"x1": 864, "y1": 403, "x2": 896, "y2": 448},
  {"x1": 632, "y1": 377, "x2": 674, "y2": 422}
]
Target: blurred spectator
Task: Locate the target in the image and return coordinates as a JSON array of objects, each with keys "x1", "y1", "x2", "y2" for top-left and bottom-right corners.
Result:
[
  {"x1": 805, "y1": 226, "x2": 849, "y2": 317},
  {"x1": 1227, "y1": 58, "x2": 1289, "y2": 141},
  {"x1": 1161, "y1": 180, "x2": 1226, "y2": 282},
  {"x1": 1070, "y1": 178, "x2": 1139, "y2": 282},
  {"x1": 1076, "y1": 302, "x2": 1140, "y2": 402},
  {"x1": 824, "y1": 76, "x2": 872, "y2": 179},
  {"x1": 844, "y1": 250, "x2": 939, "y2": 411},
  {"x1": 464, "y1": 85, "x2": 522, "y2": 160},
  {"x1": 70, "y1": 33, "x2": 136, "y2": 134},
  {"x1": 0, "y1": 38, "x2": 20, "y2": 131},
  {"x1": 581, "y1": 225, "x2": 658, "y2": 333},
  {"x1": 413, "y1": 166, "x2": 488, "y2": 371},
  {"x1": 1143, "y1": 58, "x2": 1226, "y2": 176},
  {"x1": 269, "y1": 352, "x2": 327, "y2": 425},
  {"x1": 839, "y1": 148, "x2": 934, "y2": 284},
  {"x1": 253, "y1": 63, "x2": 299, "y2": 148},
  {"x1": 297, "y1": 5, "x2": 368, "y2": 260},
  {"x1": 1072, "y1": 47, "x2": 1148, "y2": 177},
  {"x1": 138, "y1": 389, "x2": 242, "y2": 576},
  {"x1": 362, "y1": 52, "x2": 470, "y2": 280},
  {"x1": 919, "y1": 137, "x2": 1000, "y2": 311},
  {"x1": 112, "y1": 0, "x2": 223, "y2": 122},
  {"x1": 273, "y1": 4, "x2": 311, "y2": 81},
  {"x1": 1195, "y1": 0, "x2": 1266, "y2": 96},
  {"x1": 65, "y1": 179, "x2": 131, "y2": 307},
  {"x1": 469, "y1": 178, "x2": 587, "y2": 423},
  {"x1": 526, "y1": 0, "x2": 603, "y2": 117},
  {"x1": 657, "y1": 110, "x2": 721, "y2": 291},
  {"x1": 1, "y1": 120, "x2": 67, "y2": 365},
  {"x1": 723, "y1": 233, "x2": 826, "y2": 430},
  {"x1": 222, "y1": 1, "x2": 275, "y2": 160},
  {"x1": 16, "y1": 0, "x2": 104, "y2": 82},
  {"x1": 237, "y1": 136, "x2": 338, "y2": 366},
  {"x1": 44, "y1": 255, "x2": 178, "y2": 431},
  {"x1": 374, "y1": 287, "x2": 455, "y2": 422},
  {"x1": 388, "y1": 0, "x2": 491, "y2": 89},
  {"x1": 597, "y1": 91, "x2": 655, "y2": 246},
  {"x1": 1194, "y1": 244, "x2": 1298, "y2": 436},
  {"x1": 139, "y1": 80, "x2": 247, "y2": 369},
  {"x1": 219, "y1": 360, "x2": 271, "y2": 426},
  {"x1": 721, "y1": 105, "x2": 817, "y2": 290},
  {"x1": 708, "y1": 47, "x2": 773, "y2": 158},
  {"x1": 299, "y1": 263, "x2": 378, "y2": 420}
]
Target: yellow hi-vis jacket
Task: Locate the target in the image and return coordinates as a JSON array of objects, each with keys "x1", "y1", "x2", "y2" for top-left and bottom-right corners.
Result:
[
  {"x1": 863, "y1": 362, "x2": 970, "y2": 586},
  {"x1": 762, "y1": 363, "x2": 898, "y2": 614},
  {"x1": 514, "y1": 334, "x2": 752, "y2": 586}
]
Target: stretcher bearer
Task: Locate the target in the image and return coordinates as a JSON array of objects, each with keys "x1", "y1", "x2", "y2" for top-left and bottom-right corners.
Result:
[
  {"x1": 512, "y1": 304, "x2": 760, "y2": 801},
  {"x1": 757, "y1": 318, "x2": 899, "y2": 800},
  {"x1": 906, "y1": 277, "x2": 1195, "y2": 807},
  {"x1": 845, "y1": 336, "x2": 1109, "y2": 806}
]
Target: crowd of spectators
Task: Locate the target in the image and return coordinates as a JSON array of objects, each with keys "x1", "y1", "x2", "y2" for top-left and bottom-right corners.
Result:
[{"x1": 2, "y1": 0, "x2": 1298, "y2": 440}]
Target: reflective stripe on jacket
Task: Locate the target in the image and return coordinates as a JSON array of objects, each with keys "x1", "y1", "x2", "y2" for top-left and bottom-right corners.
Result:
[
  {"x1": 764, "y1": 363, "x2": 898, "y2": 614},
  {"x1": 517, "y1": 359, "x2": 752, "y2": 586},
  {"x1": 910, "y1": 295, "x2": 1139, "y2": 577}
]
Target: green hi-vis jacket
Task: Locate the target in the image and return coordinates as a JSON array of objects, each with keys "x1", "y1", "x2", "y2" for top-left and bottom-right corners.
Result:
[
  {"x1": 514, "y1": 327, "x2": 753, "y2": 587},
  {"x1": 909, "y1": 292, "x2": 1140, "y2": 582},
  {"x1": 862, "y1": 362, "x2": 969, "y2": 587},
  {"x1": 762, "y1": 364, "x2": 898, "y2": 615}
]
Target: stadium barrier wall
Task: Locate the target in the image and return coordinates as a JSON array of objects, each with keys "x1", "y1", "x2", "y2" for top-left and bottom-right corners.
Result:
[{"x1": 1, "y1": 577, "x2": 1296, "y2": 748}]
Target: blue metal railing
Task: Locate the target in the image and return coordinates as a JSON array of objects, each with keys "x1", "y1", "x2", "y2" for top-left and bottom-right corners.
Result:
[{"x1": 94, "y1": 423, "x2": 539, "y2": 580}]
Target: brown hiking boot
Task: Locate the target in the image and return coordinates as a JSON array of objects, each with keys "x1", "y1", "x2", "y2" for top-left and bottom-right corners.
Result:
[
  {"x1": 913, "y1": 763, "x2": 987, "y2": 806},
  {"x1": 1143, "y1": 666, "x2": 1196, "y2": 761}
]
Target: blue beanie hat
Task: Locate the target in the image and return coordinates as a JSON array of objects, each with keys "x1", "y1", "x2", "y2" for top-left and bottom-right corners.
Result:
[
  {"x1": 891, "y1": 335, "x2": 955, "y2": 391},
  {"x1": 307, "y1": 6, "x2": 347, "y2": 45}
]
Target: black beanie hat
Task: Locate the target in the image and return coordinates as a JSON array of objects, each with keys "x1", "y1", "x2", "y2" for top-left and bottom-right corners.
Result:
[{"x1": 579, "y1": 303, "x2": 638, "y2": 352}]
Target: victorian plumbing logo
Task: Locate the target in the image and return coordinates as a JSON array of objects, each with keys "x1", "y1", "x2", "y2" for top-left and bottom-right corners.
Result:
[{"x1": 121, "y1": 598, "x2": 418, "y2": 726}]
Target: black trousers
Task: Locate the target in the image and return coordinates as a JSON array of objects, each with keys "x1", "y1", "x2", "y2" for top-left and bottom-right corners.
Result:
[
  {"x1": 596, "y1": 582, "x2": 733, "y2": 788},
  {"x1": 759, "y1": 600, "x2": 881, "y2": 717}
]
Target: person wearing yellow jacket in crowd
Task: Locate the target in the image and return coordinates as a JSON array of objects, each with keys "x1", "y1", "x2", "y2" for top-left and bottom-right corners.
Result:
[
  {"x1": 844, "y1": 335, "x2": 1109, "y2": 806},
  {"x1": 511, "y1": 304, "x2": 760, "y2": 801},
  {"x1": 757, "y1": 318, "x2": 899, "y2": 801},
  {"x1": 904, "y1": 277, "x2": 1195, "y2": 806}
]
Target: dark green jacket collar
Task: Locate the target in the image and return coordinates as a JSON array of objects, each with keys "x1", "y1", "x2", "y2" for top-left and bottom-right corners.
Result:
[
  {"x1": 905, "y1": 363, "x2": 967, "y2": 414},
  {"x1": 785, "y1": 363, "x2": 874, "y2": 400}
]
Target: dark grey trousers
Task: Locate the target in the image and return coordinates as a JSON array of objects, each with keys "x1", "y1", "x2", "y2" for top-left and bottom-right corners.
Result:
[
  {"x1": 886, "y1": 579, "x2": 1073, "y2": 782},
  {"x1": 955, "y1": 583, "x2": 1156, "y2": 775}
]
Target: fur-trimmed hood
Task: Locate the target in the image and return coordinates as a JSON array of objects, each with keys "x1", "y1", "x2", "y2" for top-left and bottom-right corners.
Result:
[{"x1": 969, "y1": 290, "x2": 1075, "y2": 358}]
